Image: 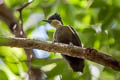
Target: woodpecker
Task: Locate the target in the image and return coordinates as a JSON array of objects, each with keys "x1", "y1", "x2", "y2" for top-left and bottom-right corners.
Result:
[{"x1": 43, "y1": 13, "x2": 84, "y2": 72}]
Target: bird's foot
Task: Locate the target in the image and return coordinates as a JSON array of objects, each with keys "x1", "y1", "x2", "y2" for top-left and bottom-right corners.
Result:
[
  {"x1": 86, "y1": 48, "x2": 97, "y2": 53},
  {"x1": 69, "y1": 42, "x2": 74, "y2": 46},
  {"x1": 52, "y1": 40, "x2": 56, "y2": 44}
]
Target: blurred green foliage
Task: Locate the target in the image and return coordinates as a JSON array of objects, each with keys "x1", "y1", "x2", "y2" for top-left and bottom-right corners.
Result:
[{"x1": 0, "y1": 0, "x2": 120, "y2": 80}]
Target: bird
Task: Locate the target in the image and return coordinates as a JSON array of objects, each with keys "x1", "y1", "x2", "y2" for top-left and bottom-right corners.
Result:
[{"x1": 43, "y1": 13, "x2": 84, "y2": 72}]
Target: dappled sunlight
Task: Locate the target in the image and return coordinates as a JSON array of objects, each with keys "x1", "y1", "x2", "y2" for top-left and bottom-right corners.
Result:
[{"x1": 0, "y1": 0, "x2": 120, "y2": 80}]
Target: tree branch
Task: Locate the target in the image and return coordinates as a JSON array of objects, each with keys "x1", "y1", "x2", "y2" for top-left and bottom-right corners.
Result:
[
  {"x1": 0, "y1": 4, "x2": 23, "y2": 37},
  {"x1": 0, "y1": 37, "x2": 120, "y2": 71}
]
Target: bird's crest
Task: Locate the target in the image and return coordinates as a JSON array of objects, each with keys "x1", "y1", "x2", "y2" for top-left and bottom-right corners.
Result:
[{"x1": 48, "y1": 13, "x2": 63, "y2": 24}]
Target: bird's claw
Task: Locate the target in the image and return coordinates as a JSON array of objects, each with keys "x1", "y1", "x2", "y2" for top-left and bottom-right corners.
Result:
[
  {"x1": 52, "y1": 40, "x2": 56, "y2": 44},
  {"x1": 86, "y1": 48, "x2": 97, "y2": 53},
  {"x1": 69, "y1": 42, "x2": 74, "y2": 46}
]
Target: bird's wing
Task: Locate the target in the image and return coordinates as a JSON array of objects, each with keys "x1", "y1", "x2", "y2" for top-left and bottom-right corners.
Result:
[
  {"x1": 67, "y1": 26, "x2": 82, "y2": 47},
  {"x1": 62, "y1": 26, "x2": 84, "y2": 72},
  {"x1": 67, "y1": 25, "x2": 82, "y2": 47}
]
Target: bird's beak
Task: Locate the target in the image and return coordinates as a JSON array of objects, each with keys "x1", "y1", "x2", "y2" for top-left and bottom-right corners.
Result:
[{"x1": 43, "y1": 20, "x2": 51, "y2": 23}]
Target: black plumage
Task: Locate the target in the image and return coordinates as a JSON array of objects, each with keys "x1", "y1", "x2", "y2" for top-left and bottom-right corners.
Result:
[{"x1": 48, "y1": 13, "x2": 63, "y2": 25}]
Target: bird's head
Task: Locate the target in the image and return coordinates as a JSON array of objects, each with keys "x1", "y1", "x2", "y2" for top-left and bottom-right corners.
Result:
[{"x1": 43, "y1": 13, "x2": 63, "y2": 28}]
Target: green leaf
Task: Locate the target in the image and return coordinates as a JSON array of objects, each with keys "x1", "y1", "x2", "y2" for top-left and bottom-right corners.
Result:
[
  {"x1": 0, "y1": 70, "x2": 8, "y2": 80},
  {"x1": 0, "y1": 37, "x2": 9, "y2": 44}
]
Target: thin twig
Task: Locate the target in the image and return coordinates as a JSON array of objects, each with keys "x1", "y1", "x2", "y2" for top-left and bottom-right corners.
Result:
[
  {"x1": 16, "y1": 1, "x2": 33, "y2": 11},
  {"x1": 16, "y1": 0, "x2": 33, "y2": 29}
]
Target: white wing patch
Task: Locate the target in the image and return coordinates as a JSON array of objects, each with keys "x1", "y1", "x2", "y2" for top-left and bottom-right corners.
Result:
[{"x1": 67, "y1": 25, "x2": 76, "y2": 35}]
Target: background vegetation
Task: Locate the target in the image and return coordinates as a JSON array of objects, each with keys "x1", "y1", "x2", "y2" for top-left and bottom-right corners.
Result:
[{"x1": 0, "y1": 0, "x2": 120, "y2": 80}]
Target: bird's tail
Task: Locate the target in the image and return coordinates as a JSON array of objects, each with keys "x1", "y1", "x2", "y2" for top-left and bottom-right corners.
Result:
[{"x1": 62, "y1": 55, "x2": 84, "y2": 72}]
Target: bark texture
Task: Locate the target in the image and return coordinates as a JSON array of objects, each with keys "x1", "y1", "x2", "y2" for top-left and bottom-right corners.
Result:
[{"x1": 0, "y1": 37, "x2": 120, "y2": 71}]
